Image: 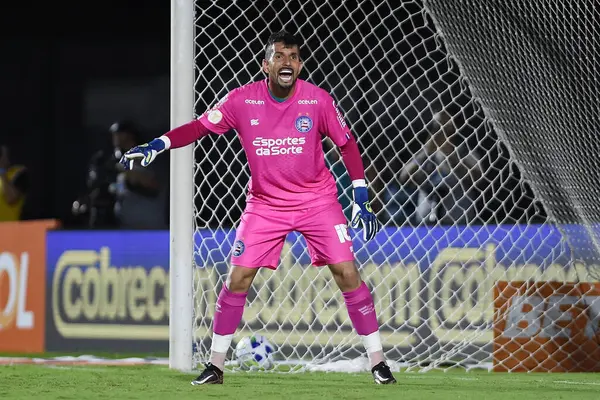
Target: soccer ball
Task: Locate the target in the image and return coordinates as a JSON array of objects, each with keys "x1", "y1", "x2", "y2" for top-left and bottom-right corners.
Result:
[{"x1": 234, "y1": 334, "x2": 276, "y2": 370}]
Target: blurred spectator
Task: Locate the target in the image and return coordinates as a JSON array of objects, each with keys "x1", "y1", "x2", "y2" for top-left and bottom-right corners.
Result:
[
  {"x1": 367, "y1": 153, "x2": 420, "y2": 227},
  {"x1": 379, "y1": 182, "x2": 420, "y2": 226},
  {"x1": 72, "y1": 121, "x2": 168, "y2": 229},
  {"x1": 399, "y1": 111, "x2": 482, "y2": 225},
  {"x1": 0, "y1": 145, "x2": 29, "y2": 221},
  {"x1": 366, "y1": 131, "x2": 420, "y2": 227}
]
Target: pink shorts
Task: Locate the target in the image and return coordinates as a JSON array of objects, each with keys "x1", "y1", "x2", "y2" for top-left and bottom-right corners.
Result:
[{"x1": 230, "y1": 202, "x2": 354, "y2": 269}]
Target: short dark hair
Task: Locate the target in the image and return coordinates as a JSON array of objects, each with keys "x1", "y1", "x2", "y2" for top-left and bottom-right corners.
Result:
[{"x1": 264, "y1": 30, "x2": 302, "y2": 61}]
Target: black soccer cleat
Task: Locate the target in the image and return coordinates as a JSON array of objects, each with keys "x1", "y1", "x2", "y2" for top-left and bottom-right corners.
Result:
[
  {"x1": 190, "y1": 363, "x2": 224, "y2": 385},
  {"x1": 371, "y1": 361, "x2": 397, "y2": 384}
]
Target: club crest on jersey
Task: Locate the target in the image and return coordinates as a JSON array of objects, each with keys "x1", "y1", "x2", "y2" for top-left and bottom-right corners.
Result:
[
  {"x1": 232, "y1": 240, "x2": 245, "y2": 257},
  {"x1": 295, "y1": 115, "x2": 313, "y2": 133}
]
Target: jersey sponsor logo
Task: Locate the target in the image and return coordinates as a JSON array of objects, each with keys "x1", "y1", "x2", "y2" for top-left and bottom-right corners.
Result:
[
  {"x1": 207, "y1": 110, "x2": 223, "y2": 124},
  {"x1": 232, "y1": 240, "x2": 245, "y2": 257},
  {"x1": 297, "y1": 99, "x2": 318, "y2": 105},
  {"x1": 332, "y1": 100, "x2": 347, "y2": 128},
  {"x1": 252, "y1": 137, "x2": 306, "y2": 156},
  {"x1": 295, "y1": 115, "x2": 313, "y2": 133},
  {"x1": 245, "y1": 99, "x2": 265, "y2": 105}
]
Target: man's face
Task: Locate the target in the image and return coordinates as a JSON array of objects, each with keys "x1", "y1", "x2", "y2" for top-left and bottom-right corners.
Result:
[{"x1": 262, "y1": 42, "x2": 303, "y2": 90}]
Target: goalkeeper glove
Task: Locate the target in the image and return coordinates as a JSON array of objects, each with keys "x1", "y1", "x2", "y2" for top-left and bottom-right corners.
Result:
[
  {"x1": 350, "y1": 184, "x2": 380, "y2": 241},
  {"x1": 120, "y1": 138, "x2": 167, "y2": 170}
]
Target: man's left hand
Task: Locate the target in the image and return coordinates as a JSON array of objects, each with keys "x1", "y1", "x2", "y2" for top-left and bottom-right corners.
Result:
[{"x1": 350, "y1": 186, "x2": 381, "y2": 241}]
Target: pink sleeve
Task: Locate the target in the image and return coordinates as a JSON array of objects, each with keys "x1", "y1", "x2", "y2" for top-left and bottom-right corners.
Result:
[
  {"x1": 320, "y1": 93, "x2": 364, "y2": 180},
  {"x1": 319, "y1": 95, "x2": 352, "y2": 147},
  {"x1": 339, "y1": 134, "x2": 365, "y2": 181},
  {"x1": 196, "y1": 89, "x2": 238, "y2": 134},
  {"x1": 164, "y1": 120, "x2": 212, "y2": 149},
  {"x1": 164, "y1": 89, "x2": 239, "y2": 149}
]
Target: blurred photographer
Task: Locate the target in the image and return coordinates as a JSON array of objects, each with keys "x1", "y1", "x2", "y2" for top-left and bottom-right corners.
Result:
[
  {"x1": 73, "y1": 121, "x2": 167, "y2": 229},
  {"x1": 111, "y1": 121, "x2": 168, "y2": 229}
]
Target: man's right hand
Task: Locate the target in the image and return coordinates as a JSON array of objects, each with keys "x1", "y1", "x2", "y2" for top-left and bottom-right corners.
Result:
[{"x1": 120, "y1": 138, "x2": 167, "y2": 170}]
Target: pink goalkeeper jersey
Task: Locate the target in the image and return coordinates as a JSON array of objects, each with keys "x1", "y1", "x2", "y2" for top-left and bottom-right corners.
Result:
[{"x1": 197, "y1": 79, "x2": 353, "y2": 210}]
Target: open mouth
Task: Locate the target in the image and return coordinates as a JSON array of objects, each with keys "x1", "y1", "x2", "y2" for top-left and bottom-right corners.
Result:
[{"x1": 279, "y1": 68, "x2": 293, "y2": 83}]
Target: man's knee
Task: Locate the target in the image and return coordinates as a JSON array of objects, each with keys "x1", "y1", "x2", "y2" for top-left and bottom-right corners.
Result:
[
  {"x1": 328, "y1": 261, "x2": 362, "y2": 292},
  {"x1": 226, "y1": 265, "x2": 259, "y2": 293}
]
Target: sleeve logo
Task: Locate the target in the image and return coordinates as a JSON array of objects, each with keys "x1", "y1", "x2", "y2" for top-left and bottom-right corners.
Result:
[
  {"x1": 332, "y1": 100, "x2": 347, "y2": 128},
  {"x1": 200, "y1": 93, "x2": 229, "y2": 121},
  {"x1": 207, "y1": 110, "x2": 223, "y2": 124}
]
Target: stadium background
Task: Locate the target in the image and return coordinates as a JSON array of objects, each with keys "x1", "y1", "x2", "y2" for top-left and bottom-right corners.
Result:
[
  {"x1": 0, "y1": 1, "x2": 540, "y2": 227},
  {"x1": 2, "y1": 0, "x2": 599, "y2": 375},
  {"x1": 0, "y1": 2, "x2": 170, "y2": 225}
]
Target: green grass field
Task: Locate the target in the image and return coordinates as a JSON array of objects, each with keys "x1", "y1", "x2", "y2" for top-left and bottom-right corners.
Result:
[{"x1": 1, "y1": 364, "x2": 599, "y2": 400}]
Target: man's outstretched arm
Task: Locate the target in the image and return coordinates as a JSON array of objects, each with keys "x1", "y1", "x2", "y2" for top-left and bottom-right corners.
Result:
[
  {"x1": 121, "y1": 88, "x2": 239, "y2": 170},
  {"x1": 120, "y1": 120, "x2": 212, "y2": 170}
]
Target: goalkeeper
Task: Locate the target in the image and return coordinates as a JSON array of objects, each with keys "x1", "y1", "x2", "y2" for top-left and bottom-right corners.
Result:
[{"x1": 122, "y1": 31, "x2": 396, "y2": 386}]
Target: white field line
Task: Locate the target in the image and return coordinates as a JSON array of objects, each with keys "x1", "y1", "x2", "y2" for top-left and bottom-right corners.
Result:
[{"x1": 552, "y1": 380, "x2": 600, "y2": 386}]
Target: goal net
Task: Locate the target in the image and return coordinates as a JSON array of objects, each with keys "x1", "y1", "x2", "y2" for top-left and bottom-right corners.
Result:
[{"x1": 186, "y1": 0, "x2": 600, "y2": 372}]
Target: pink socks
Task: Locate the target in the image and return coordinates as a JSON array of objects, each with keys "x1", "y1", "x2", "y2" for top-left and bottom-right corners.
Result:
[
  {"x1": 343, "y1": 281, "x2": 385, "y2": 368},
  {"x1": 210, "y1": 286, "x2": 248, "y2": 370},
  {"x1": 213, "y1": 285, "x2": 247, "y2": 335},
  {"x1": 342, "y1": 282, "x2": 379, "y2": 335}
]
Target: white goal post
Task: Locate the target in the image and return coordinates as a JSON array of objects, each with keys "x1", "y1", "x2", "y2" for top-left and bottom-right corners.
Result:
[
  {"x1": 169, "y1": 0, "x2": 600, "y2": 373},
  {"x1": 169, "y1": 0, "x2": 194, "y2": 372}
]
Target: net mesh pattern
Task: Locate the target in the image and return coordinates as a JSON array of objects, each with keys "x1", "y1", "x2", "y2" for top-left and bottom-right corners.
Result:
[{"x1": 187, "y1": 0, "x2": 599, "y2": 372}]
